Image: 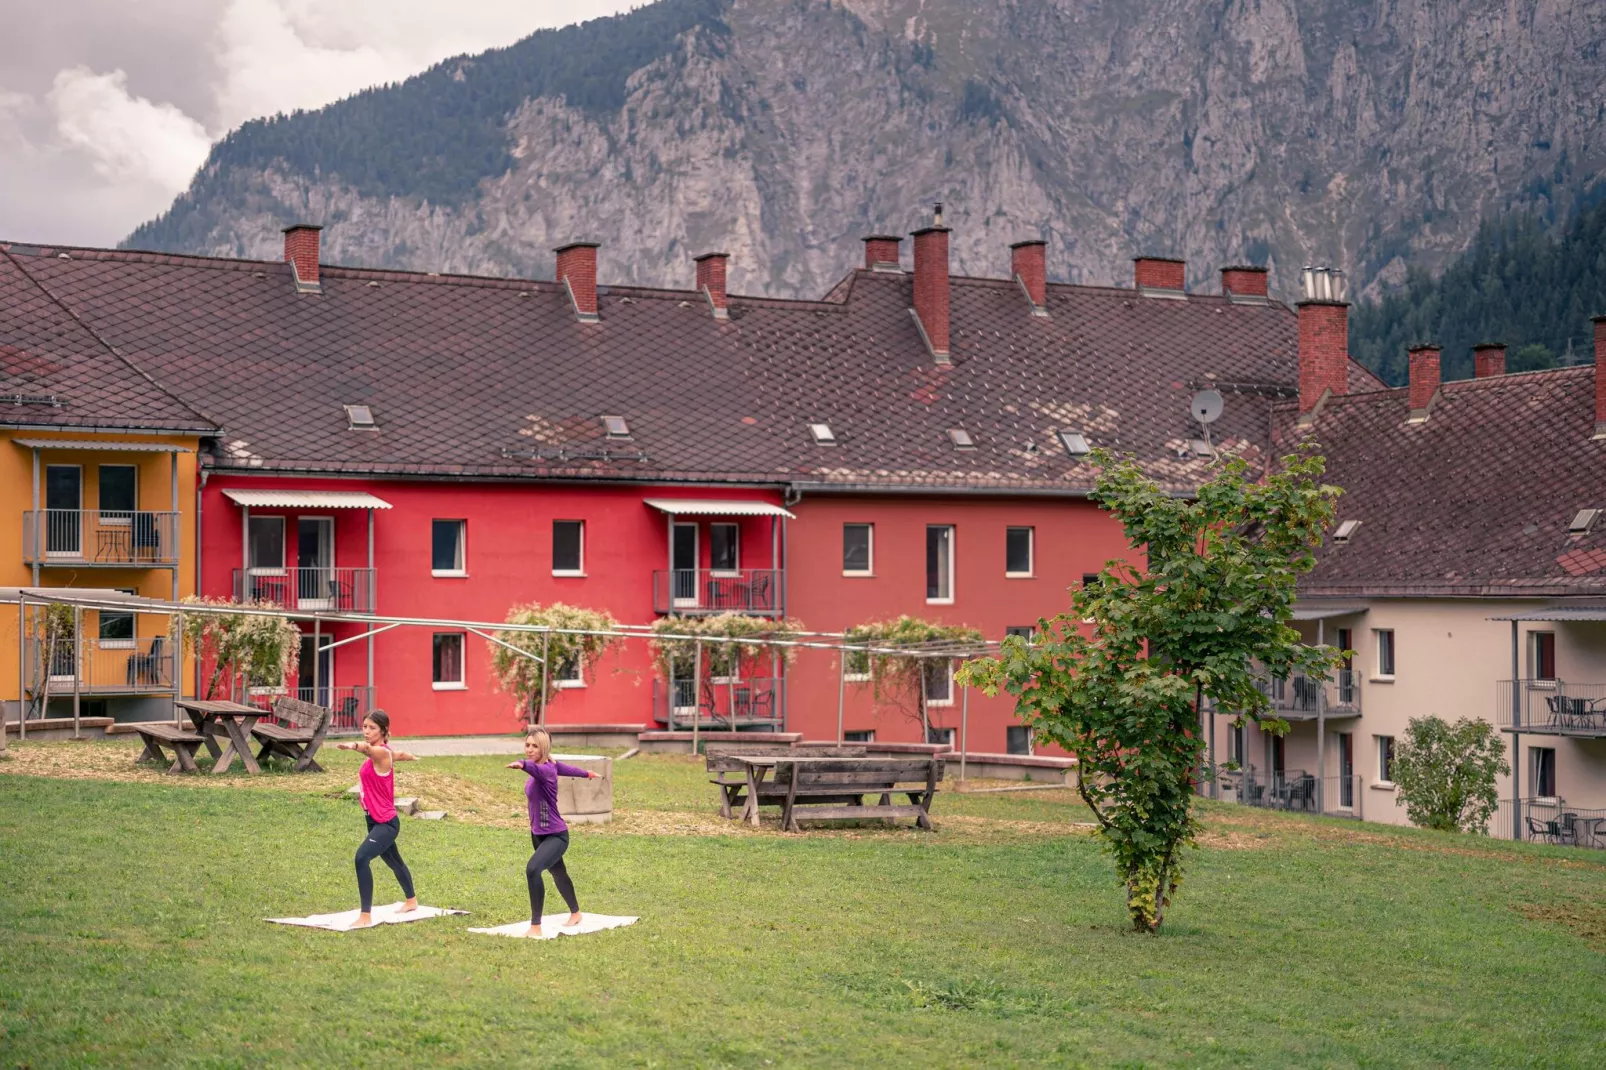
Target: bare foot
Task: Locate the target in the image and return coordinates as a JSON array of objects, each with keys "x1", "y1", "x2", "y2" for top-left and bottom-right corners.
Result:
[
  {"x1": 351, "y1": 912, "x2": 374, "y2": 929},
  {"x1": 564, "y1": 912, "x2": 582, "y2": 928},
  {"x1": 526, "y1": 922, "x2": 543, "y2": 938},
  {"x1": 398, "y1": 898, "x2": 419, "y2": 914}
]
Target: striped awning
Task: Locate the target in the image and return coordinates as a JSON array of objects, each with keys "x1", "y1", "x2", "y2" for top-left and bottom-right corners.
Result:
[
  {"x1": 222, "y1": 489, "x2": 392, "y2": 510},
  {"x1": 645, "y1": 499, "x2": 795, "y2": 519}
]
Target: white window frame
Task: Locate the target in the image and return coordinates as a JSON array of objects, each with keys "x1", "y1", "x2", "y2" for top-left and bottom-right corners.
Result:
[
  {"x1": 926, "y1": 524, "x2": 955, "y2": 605},
  {"x1": 1528, "y1": 630, "x2": 1557, "y2": 683},
  {"x1": 1005, "y1": 526, "x2": 1034, "y2": 578},
  {"x1": 1373, "y1": 628, "x2": 1395, "y2": 680},
  {"x1": 1375, "y1": 735, "x2": 1396, "y2": 787},
  {"x1": 843, "y1": 645, "x2": 872, "y2": 683},
  {"x1": 923, "y1": 660, "x2": 955, "y2": 707},
  {"x1": 97, "y1": 464, "x2": 137, "y2": 525},
  {"x1": 431, "y1": 519, "x2": 467, "y2": 577},
  {"x1": 844, "y1": 729, "x2": 875, "y2": 743},
  {"x1": 98, "y1": 587, "x2": 138, "y2": 650},
  {"x1": 431, "y1": 632, "x2": 466, "y2": 690},
  {"x1": 842, "y1": 523, "x2": 874, "y2": 576},
  {"x1": 553, "y1": 653, "x2": 586, "y2": 690},
  {"x1": 1531, "y1": 746, "x2": 1558, "y2": 801},
  {"x1": 247, "y1": 515, "x2": 286, "y2": 575},
  {"x1": 926, "y1": 726, "x2": 956, "y2": 746},
  {"x1": 709, "y1": 522, "x2": 740, "y2": 577},
  {"x1": 552, "y1": 519, "x2": 585, "y2": 577},
  {"x1": 1006, "y1": 725, "x2": 1034, "y2": 756}
]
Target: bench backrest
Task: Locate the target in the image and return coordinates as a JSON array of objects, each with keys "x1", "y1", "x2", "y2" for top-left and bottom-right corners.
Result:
[
  {"x1": 704, "y1": 742, "x2": 793, "y2": 771},
  {"x1": 790, "y1": 743, "x2": 869, "y2": 757},
  {"x1": 272, "y1": 696, "x2": 331, "y2": 732},
  {"x1": 774, "y1": 757, "x2": 943, "y2": 789}
]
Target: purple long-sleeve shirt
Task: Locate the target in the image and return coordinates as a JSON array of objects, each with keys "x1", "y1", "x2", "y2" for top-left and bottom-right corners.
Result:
[{"x1": 519, "y1": 759, "x2": 591, "y2": 835}]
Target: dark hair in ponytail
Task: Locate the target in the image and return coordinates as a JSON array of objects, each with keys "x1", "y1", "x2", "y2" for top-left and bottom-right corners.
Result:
[{"x1": 366, "y1": 709, "x2": 391, "y2": 740}]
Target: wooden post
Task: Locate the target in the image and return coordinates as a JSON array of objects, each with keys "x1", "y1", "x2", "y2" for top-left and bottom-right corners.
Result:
[
  {"x1": 71, "y1": 606, "x2": 82, "y2": 739},
  {"x1": 539, "y1": 630, "x2": 550, "y2": 728},
  {"x1": 692, "y1": 639, "x2": 703, "y2": 756}
]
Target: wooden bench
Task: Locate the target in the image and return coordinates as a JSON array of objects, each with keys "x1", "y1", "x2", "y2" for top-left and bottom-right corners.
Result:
[
  {"x1": 759, "y1": 757, "x2": 944, "y2": 832},
  {"x1": 705, "y1": 742, "x2": 794, "y2": 818},
  {"x1": 251, "y1": 696, "x2": 332, "y2": 772},
  {"x1": 132, "y1": 723, "x2": 207, "y2": 775}
]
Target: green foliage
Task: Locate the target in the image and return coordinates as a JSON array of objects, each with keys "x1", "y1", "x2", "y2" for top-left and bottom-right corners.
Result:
[
  {"x1": 843, "y1": 616, "x2": 985, "y2": 713},
  {"x1": 959, "y1": 448, "x2": 1342, "y2": 932},
  {"x1": 180, "y1": 597, "x2": 300, "y2": 699},
  {"x1": 649, "y1": 614, "x2": 804, "y2": 679},
  {"x1": 126, "y1": 0, "x2": 731, "y2": 237},
  {"x1": 491, "y1": 603, "x2": 623, "y2": 724},
  {"x1": 1391, "y1": 716, "x2": 1510, "y2": 833},
  {"x1": 1350, "y1": 191, "x2": 1606, "y2": 384}
]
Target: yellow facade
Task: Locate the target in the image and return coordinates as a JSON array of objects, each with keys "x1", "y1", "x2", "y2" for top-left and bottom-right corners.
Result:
[{"x1": 1, "y1": 429, "x2": 202, "y2": 721}]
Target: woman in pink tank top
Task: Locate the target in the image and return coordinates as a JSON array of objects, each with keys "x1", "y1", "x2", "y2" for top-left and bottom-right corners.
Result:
[{"x1": 336, "y1": 710, "x2": 420, "y2": 928}]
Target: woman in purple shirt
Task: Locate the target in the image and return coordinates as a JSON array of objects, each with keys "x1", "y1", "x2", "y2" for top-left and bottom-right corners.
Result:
[{"x1": 506, "y1": 727, "x2": 600, "y2": 937}]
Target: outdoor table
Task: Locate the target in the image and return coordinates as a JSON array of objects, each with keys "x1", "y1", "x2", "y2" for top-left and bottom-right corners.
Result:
[
  {"x1": 176, "y1": 699, "x2": 269, "y2": 775},
  {"x1": 729, "y1": 754, "x2": 941, "y2": 831}
]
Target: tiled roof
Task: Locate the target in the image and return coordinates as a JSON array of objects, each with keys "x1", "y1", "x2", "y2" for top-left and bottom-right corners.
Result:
[
  {"x1": 0, "y1": 248, "x2": 215, "y2": 433},
  {"x1": 4, "y1": 241, "x2": 1329, "y2": 491},
  {"x1": 1275, "y1": 366, "x2": 1606, "y2": 597}
]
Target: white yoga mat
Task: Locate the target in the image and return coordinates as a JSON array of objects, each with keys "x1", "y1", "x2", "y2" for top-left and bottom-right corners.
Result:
[
  {"x1": 266, "y1": 902, "x2": 468, "y2": 931},
  {"x1": 468, "y1": 914, "x2": 639, "y2": 940}
]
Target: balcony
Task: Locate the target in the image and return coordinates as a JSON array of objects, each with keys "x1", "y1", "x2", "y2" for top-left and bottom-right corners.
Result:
[
  {"x1": 651, "y1": 675, "x2": 783, "y2": 729},
  {"x1": 1216, "y1": 771, "x2": 1364, "y2": 818},
  {"x1": 1253, "y1": 669, "x2": 1361, "y2": 720},
  {"x1": 652, "y1": 569, "x2": 783, "y2": 617},
  {"x1": 1494, "y1": 680, "x2": 1606, "y2": 738},
  {"x1": 246, "y1": 685, "x2": 372, "y2": 735},
  {"x1": 22, "y1": 510, "x2": 180, "y2": 567},
  {"x1": 26, "y1": 636, "x2": 175, "y2": 694},
  {"x1": 1493, "y1": 798, "x2": 1606, "y2": 848},
  {"x1": 233, "y1": 568, "x2": 375, "y2": 614}
]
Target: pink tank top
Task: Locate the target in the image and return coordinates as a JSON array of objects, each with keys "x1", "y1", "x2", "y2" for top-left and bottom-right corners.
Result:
[{"x1": 359, "y1": 750, "x2": 396, "y2": 822}]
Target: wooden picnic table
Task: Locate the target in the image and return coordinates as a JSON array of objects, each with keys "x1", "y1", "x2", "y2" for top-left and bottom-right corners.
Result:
[
  {"x1": 176, "y1": 699, "x2": 269, "y2": 775},
  {"x1": 730, "y1": 755, "x2": 942, "y2": 831}
]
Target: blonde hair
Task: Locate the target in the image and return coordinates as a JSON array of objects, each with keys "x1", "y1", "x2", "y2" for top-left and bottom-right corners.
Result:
[{"x1": 524, "y1": 727, "x2": 552, "y2": 763}]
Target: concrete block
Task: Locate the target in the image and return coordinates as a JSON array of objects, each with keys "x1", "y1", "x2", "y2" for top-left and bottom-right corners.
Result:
[
  {"x1": 394, "y1": 796, "x2": 420, "y2": 816},
  {"x1": 415, "y1": 811, "x2": 447, "y2": 821}
]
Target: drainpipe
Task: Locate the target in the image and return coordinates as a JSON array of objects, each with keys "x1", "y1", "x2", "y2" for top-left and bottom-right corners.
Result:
[
  {"x1": 31, "y1": 448, "x2": 41, "y2": 586},
  {"x1": 1316, "y1": 620, "x2": 1326, "y2": 814},
  {"x1": 170, "y1": 451, "x2": 179, "y2": 602},
  {"x1": 195, "y1": 468, "x2": 206, "y2": 699}
]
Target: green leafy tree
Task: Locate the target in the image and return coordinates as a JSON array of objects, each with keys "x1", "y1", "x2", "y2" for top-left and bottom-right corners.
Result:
[
  {"x1": 959, "y1": 449, "x2": 1342, "y2": 933},
  {"x1": 1390, "y1": 716, "x2": 1509, "y2": 833}
]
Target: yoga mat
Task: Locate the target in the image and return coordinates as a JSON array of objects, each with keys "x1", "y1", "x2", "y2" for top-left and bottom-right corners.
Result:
[
  {"x1": 468, "y1": 914, "x2": 639, "y2": 940},
  {"x1": 266, "y1": 902, "x2": 468, "y2": 931}
]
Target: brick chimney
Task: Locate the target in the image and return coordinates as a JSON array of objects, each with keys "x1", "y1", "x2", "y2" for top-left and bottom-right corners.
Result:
[
  {"x1": 1133, "y1": 256, "x2": 1186, "y2": 293},
  {"x1": 1296, "y1": 266, "x2": 1350, "y2": 417},
  {"x1": 554, "y1": 241, "x2": 600, "y2": 322},
  {"x1": 1408, "y1": 344, "x2": 1441, "y2": 418},
  {"x1": 1472, "y1": 343, "x2": 1507, "y2": 379},
  {"x1": 1010, "y1": 240, "x2": 1048, "y2": 316},
  {"x1": 1221, "y1": 265, "x2": 1269, "y2": 300},
  {"x1": 694, "y1": 252, "x2": 729, "y2": 320},
  {"x1": 911, "y1": 206, "x2": 951, "y2": 362},
  {"x1": 1594, "y1": 316, "x2": 1606, "y2": 437},
  {"x1": 282, "y1": 224, "x2": 321, "y2": 293},
  {"x1": 863, "y1": 235, "x2": 902, "y2": 271}
]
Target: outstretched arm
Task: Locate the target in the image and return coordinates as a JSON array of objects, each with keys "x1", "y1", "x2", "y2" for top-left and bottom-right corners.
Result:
[
  {"x1": 391, "y1": 749, "x2": 419, "y2": 762},
  {"x1": 553, "y1": 761, "x2": 601, "y2": 779},
  {"x1": 338, "y1": 740, "x2": 374, "y2": 754}
]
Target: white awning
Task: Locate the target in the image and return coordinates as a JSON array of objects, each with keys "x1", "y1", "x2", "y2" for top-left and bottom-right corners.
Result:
[
  {"x1": 645, "y1": 498, "x2": 795, "y2": 519},
  {"x1": 12, "y1": 439, "x2": 192, "y2": 453},
  {"x1": 222, "y1": 489, "x2": 393, "y2": 510},
  {"x1": 1291, "y1": 603, "x2": 1369, "y2": 621}
]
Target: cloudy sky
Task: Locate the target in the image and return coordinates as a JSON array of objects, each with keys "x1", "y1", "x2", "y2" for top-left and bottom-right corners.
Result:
[{"x1": 0, "y1": 0, "x2": 640, "y2": 247}]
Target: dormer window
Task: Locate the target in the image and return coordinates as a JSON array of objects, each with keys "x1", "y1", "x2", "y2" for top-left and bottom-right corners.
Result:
[
  {"x1": 810, "y1": 423, "x2": 836, "y2": 445},
  {"x1": 344, "y1": 404, "x2": 376, "y2": 430}
]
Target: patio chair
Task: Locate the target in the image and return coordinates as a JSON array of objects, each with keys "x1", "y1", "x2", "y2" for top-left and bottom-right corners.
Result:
[
  {"x1": 747, "y1": 572, "x2": 774, "y2": 612},
  {"x1": 127, "y1": 636, "x2": 165, "y2": 686}
]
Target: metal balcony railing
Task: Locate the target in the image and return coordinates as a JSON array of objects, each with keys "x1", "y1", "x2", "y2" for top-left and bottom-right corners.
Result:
[
  {"x1": 23, "y1": 510, "x2": 180, "y2": 566},
  {"x1": 652, "y1": 675, "x2": 783, "y2": 729},
  {"x1": 233, "y1": 568, "x2": 376, "y2": 613},
  {"x1": 1253, "y1": 668, "x2": 1361, "y2": 719},
  {"x1": 246, "y1": 685, "x2": 372, "y2": 735},
  {"x1": 26, "y1": 636, "x2": 175, "y2": 694},
  {"x1": 1215, "y1": 770, "x2": 1364, "y2": 818},
  {"x1": 1493, "y1": 680, "x2": 1606, "y2": 737},
  {"x1": 652, "y1": 569, "x2": 782, "y2": 616}
]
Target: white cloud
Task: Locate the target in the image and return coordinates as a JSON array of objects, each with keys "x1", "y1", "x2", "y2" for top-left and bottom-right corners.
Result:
[{"x1": 49, "y1": 67, "x2": 212, "y2": 189}]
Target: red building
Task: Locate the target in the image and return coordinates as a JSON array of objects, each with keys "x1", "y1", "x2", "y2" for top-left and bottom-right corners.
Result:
[{"x1": 1, "y1": 221, "x2": 1380, "y2": 745}]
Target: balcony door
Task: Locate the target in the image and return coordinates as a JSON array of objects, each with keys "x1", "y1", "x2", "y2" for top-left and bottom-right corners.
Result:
[
  {"x1": 297, "y1": 517, "x2": 335, "y2": 609},
  {"x1": 1337, "y1": 732, "x2": 1355, "y2": 808},
  {"x1": 671, "y1": 523, "x2": 698, "y2": 606},
  {"x1": 45, "y1": 465, "x2": 82, "y2": 556},
  {"x1": 298, "y1": 634, "x2": 331, "y2": 708}
]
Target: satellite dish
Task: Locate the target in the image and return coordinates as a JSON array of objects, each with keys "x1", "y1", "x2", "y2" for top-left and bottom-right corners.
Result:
[{"x1": 1190, "y1": 389, "x2": 1224, "y2": 425}]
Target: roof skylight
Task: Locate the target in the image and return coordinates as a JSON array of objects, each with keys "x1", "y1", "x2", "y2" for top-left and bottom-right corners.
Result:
[
  {"x1": 344, "y1": 404, "x2": 376, "y2": 430},
  {"x1": 1058, "y1": 430, "x2": 1090, "y2": 456},
  {"x1": 809, "y1": 423, "x2": 836, "y2": 445},
  {"x1": 1569, "y1": 509, "x2": 1601, "y2": 534},
  {"x1": 602, "y1": 415, "x2": 631, "y2": 439},
  {"x1": 1333, "y1": 519, "x2": 1361, "y2": 544},
  {"x1": 948, "y1": 428, "x2": 976, "y2": 450}
]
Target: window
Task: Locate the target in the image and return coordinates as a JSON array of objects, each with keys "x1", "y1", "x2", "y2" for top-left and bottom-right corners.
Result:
[
  {"x1": 1005, "y1": 625, "x2": 1035, "y2": 641},
  {"x1": 432, "y1": 633, "x2": 465, "y2": 689},
  {"x1": 1376, "y1": 735, "x2": 1395, "y2": 784},
  {"x1": 1272, "y1": 735, "x2": 1286, "y2": 777},
  {"x1": 926, "y1": 525, "x2": 954, "y2": 602},
  {"x1": 552, "y1": 520, "x2": 584, "y2": 575},
  {"x1": 1006, "y1": 726, "x2": 1032, "y2": 755},
  {"x1": 923, "y1": 661, "x2": 954, "y2": 706},
  {"x1": 1529, "y1": 631, "x2": 1556, "y2": 682},
  {"x1": 927, "y1": 726, "x2": 956, "y2": 746},
  {"x1": 710, "y1": 523, "x2": 739, "y2": 573},
  {"x1": 601, "y1": 415, "x2": 630, "y2": 438},
  {"x1": 842, "y1": 523, "x2": 873, "y2": 575},
  {"x1": 948, "y1": 428, "x2": 975, "y2": 449},
  {"x1": 1374, "y1": 628, "x2": 1396, "y2": 678},
  {"x1": 1058, "y1": 430, "x2": 1090, "y2": 455},
  {"x1": 98, "y1": 465, "x2": 136, "y2": 518},
  {"x1": 844, "y1": 730, "x2": 875, "y2": 743},
  {"x1": 432, "y1": 519, "x2": 466, "y2": 575},
  {"x1": 344, "y1": 404, "x2": 376, "y2": 429},
  {"x1": 843, "y1": 646, "x2": 871, "y2": 681},
  {"x1": 1005, "y1": 526, "x2": 1034, "y2": 576},
  {"x1": 809, "y1": 423, "x2": 836, "y2": 444},
  {"x1": 1532, "y1": 746, "x2": 1557, "y2": 798},
  {"x1": 553, "y1": 654, "x2": 585, "y2": 689},
  {"x1": 248, "y1": 516, "x2": 285, "y2": 571},
  {"x1": 98, "y1": 588, "x2": 136, "y2": 648}
]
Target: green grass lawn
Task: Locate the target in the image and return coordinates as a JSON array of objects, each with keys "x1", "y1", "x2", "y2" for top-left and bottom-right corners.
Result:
[{"x1": 3, "y1": 743, "x2": 1606, "y2": 1068}]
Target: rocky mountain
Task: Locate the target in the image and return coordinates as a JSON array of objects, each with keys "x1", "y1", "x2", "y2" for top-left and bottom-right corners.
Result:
[{"x1": 128, "y1": 0, "x2": 1606, "y2": 305}]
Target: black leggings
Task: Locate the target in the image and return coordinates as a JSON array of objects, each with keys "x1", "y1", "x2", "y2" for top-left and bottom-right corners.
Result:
[
  {"x1": 355, "y1": 815, "x2": 415, "y2": 913},
  {"x1": 527, "y1": 831, "x2": 579, "y2": 923}
]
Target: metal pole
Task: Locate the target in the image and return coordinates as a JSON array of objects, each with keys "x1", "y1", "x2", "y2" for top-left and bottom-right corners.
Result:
[
  {"x1": 920, "y1": 663, "x2": 929, "y2": 743},
  {"x1": 240, "y1": 506, "x2": 249, "y2": 602},
  {"x1": 11, "y1": 594, "x2": 23, "y2": 746},
  {"x1": 1206, "y1": 684, "x2": 1216, "y2": 799},
  {"x1": 960, "y1": 684, "x2": 969, "y2": 782},
  {"x1": 368, "y1": 508, "x2": 375, "y2": 712},
  {"x1": 692, "y1": 639, "x2": 702, "y2": 755},
  {"x1": 174, "y1": 610, "x2": 185, "y2": 723},
  {"x1": 312, "y1": 616, "x2": 321, "y2": 707},
  {"x1": 836, "y1": 647, "x2": 846, "y2": 743},
  {"x1": 71, "y1": 606, "x2": 82, "y2": 739},
  {"x1": 1316, "y1": 619, "x2": 1326, "y2": 814},
  {"x1": 31, "y1": 449, "x2": 41, "y2": 587},
  {"x1": 1512, "y1": 619, "x2": 1522, "y2": 841},
  {"x1": 170, "y1": 452, "x2": 179, "y2": 601},
  {"x1": 539, "y1": 630, "x2": 550, "y2": 728}
]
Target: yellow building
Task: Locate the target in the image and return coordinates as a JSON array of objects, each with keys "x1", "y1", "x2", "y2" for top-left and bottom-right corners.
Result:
[{"x1": 1, "y1": 245, "x2": 215, "y2": 733}]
